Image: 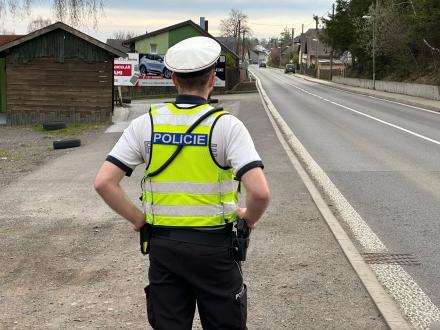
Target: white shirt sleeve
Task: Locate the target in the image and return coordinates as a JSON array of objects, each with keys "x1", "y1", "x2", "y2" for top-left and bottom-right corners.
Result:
[
  {"x1": 211, "y1": 115, "x2": 263, "y2": 178},
  {"x1": 107, "y1": 114, "x2": 152, "y2": 175}
]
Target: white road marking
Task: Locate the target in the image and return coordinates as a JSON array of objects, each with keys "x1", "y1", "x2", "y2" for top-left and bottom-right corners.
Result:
[
  {"x1": 267, "y1": 70, "x2": 440, "y2": 146},
  {"x1": 250, "y1": 68, "x2": 440, "y2": 330},
  {"x1": 280, "y1": 71, "x2": 440, "y2": 115},
  {"x1": 366, "y1": 94, "x2": 440, "y2": 115}
]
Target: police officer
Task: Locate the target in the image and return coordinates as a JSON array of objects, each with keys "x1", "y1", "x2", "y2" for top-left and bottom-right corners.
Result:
[{"x1": 95, "y1": 36, "x2": 270, "y2": 330}]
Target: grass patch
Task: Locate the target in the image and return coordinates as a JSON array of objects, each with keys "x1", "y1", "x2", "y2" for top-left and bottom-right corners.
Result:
[
  {"x1": 0, "y1": 148, "x2": 19, "y2": 160},
  {"x1": 19, "y1": 143, "x2": 32, "y2": 148},
  {"x1": 31, "y1": 123, "x2": 105, "y2": 138}
]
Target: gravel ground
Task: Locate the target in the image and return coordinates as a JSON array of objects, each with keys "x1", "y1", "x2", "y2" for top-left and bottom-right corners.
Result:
[
  {"x1": 0, "y1": 125, "x2": 106, "y2": 189},
  {"x1": 0, "y1": 97, "x2": 388, "y2": 329}
]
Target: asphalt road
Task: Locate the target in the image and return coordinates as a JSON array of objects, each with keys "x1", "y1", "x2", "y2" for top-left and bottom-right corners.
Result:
[{"x1": 251, "y1": 66, "x2": 440, "y2": 309}]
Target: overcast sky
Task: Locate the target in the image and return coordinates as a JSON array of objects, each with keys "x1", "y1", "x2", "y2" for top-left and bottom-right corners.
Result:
[{"x1": 1, "y1": 0, "x2": 334, "y2": 41}]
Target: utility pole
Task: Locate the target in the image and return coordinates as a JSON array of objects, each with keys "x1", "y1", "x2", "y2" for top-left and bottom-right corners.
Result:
[
  {"x1": 330, "y1": 3, "x2": 335, "y2": 81},
  {"x1": 362, "y1": 0, "x2": 377, "y2": 89},
  {"x1": 291, "y1": 27, "x2": 294, "y2": 64},
  {"x1": 242, "y1": 29, "x2": 246, "y2": 62},
  {"x1": 373, "y1": 0, "x2": 377, "y2": 90},
  {"x1": 301, "y1": 24, "x2": 304, "y2": 73},
  {"x1": 236, "y1": 19, "x2": 241, "y2": 56},
  {"x1": 313, "y1": 14, "x2": 319, "y2": 78}
]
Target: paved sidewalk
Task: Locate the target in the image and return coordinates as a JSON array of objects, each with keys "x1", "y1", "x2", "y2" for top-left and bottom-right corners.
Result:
[
  {"x1": 0, "y1": 94, "x2": 387, "y2": 329},
  {"x1": 295, "y1": 73, "x2": 440, "y2": 112}
]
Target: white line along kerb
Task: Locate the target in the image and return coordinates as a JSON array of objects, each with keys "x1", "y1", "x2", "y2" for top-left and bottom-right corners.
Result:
[
  {"x1": 250, "y1": 69, "x2": 440, "y2": 330},
  {"x1": 271, "y1": 71, "x2": 440, "y2": 146}
]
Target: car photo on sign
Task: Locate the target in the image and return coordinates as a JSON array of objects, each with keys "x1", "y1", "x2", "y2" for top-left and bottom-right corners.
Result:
[
  {"x1": 114, "y1": 53, "x2": 226, "y2": 87},
  {"x1": 138, "y1": 53, "x2": 172, "y2": 79}
]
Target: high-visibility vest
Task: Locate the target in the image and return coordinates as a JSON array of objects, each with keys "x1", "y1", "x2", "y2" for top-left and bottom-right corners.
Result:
[{"x1": 142, "y1": 102, "x2": 238, "y2": 227}]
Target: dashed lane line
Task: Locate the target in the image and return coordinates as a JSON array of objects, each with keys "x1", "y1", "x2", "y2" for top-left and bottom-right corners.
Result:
[
  {"x1": 280, "y1": 71, "x2": 440, "y2": 116},
  {"x1": 251, "y1": 69, "x2": 440, "y2": 330},
  {"x1": 265, "y1": 69, "x2": 440, "y2": 146}
]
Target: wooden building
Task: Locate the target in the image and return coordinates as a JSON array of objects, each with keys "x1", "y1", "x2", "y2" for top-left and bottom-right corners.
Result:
[{"x1": 0, "y1": 22, "x2": 126, "y2": 125}]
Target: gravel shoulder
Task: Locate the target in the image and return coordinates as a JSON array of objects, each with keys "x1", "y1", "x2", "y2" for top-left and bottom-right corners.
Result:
[{"x1": 0, "y1": 97, "x2": 388, "y2": 329}]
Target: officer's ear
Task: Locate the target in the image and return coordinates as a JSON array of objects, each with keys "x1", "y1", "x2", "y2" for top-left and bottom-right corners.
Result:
[
  {"x1": 207, "y1": 70, "x2": 216, "y2": 89},
  {"x1": 172, "y1": 73, "x2": 180, "y2": 92}
]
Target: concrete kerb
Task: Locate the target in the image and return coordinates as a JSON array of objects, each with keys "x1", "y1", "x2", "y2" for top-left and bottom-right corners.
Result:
[
  {"x1": 253, "y1": 75, "x2": 414, "y2": 330},
  {"x1": 295, "y1": 73, "x2": 440, "y2": 113}
]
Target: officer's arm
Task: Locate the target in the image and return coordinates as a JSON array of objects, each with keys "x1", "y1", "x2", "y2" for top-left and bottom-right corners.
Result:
[
  {"x1": 94, "y1": 161, "x2": 145, "y2": 231},
  {"x1": 238, "y1": 167, "x2": 270, "y2": 229}
]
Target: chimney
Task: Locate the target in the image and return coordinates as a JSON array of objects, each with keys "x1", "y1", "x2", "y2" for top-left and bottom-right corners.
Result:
[
  {"x1": 204, "y1": 20, "x2": 208, "y2": 32},
  {"x1": 200, "y1": 17, "x2": 206, "y2": 30}
]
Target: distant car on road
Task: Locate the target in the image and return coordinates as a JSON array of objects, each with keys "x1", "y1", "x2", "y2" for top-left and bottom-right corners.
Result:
[
  {"x1": 259, "y1": 62, "x2": 267, "y2": 68},
  {"x1": 284, "y1": 64, "x2": 295, "y2": 73},
  {"x1": 139, "y1": 54, "x2": 172, "y2": 79}
]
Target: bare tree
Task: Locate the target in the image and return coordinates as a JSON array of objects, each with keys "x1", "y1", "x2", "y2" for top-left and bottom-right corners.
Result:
[
  {"x1": 27, "y1": 16, "x2": 52, "y2": 32},
  {"x1": 112, "y1": 30, "x2": 137, "y2": 40},
  {"x1": 0, "y1": 0, "x2": 104, "y2": 27},
  {"x1": 219, "y1": 8, "x2": 251, "y2": 38}
]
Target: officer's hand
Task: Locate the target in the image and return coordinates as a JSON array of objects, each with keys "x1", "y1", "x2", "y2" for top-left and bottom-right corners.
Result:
[
  {"x1": 132, "y1": 216, "x2": 146, "y2": 232},
  {"x1": 236, "y1": 207, "x2": 257, "y2": 229}
]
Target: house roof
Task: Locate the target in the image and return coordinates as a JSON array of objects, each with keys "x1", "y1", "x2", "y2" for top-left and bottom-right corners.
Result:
[
  {"x1": 106, "y1": 39, "x2": 131, "y2": 53},
  {"x1": 299, "y1": 28, "x2": 329, "y2": 57},
  {"x1": 215, "y1": 36, "x2": 237, "y2": 52},
  {"x1": 124, "y1": 20, "x2": 238, "y2": 59},
  {"x1": 0, "y1": 35, "x2": 23, "y2": 46},
  {"x1": 0, "y1": 22, "x2": 126, "y2": 57}
]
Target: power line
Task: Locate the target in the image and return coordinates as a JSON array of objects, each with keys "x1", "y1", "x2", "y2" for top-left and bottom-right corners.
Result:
[{"x1": 248, "y1": 22, "x2": 296, "y2": 27}]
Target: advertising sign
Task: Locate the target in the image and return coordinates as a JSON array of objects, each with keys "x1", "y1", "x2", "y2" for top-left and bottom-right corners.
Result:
[
  {"x1": 114, "y1": 53, "x2": 226, "y2": 87},
  {"x1": 114, "y1": 53, "x2": 139, "y2": 86}
]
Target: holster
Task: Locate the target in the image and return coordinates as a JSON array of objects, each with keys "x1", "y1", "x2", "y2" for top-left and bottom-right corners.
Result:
[
  {"x1": 234, "y1": 219, "x2": 251, "y2": 262},
  {"x1": 140, "y1": 223, "x2": 152, "y2": 255}
]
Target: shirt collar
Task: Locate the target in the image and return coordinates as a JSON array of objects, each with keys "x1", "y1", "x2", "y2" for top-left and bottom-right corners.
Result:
[{"x1": 175, "y1": 94, "x2": 208, "y2": 105}]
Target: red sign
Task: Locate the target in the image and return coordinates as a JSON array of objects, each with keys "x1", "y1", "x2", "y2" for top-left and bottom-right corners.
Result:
[{"x1": 114, "y1": 64, "x2": 132, "y2": 76}]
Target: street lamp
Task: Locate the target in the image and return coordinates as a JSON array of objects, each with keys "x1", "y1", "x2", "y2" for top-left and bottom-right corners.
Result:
[{"x1": 363, "y1": 15, "x2": 376, "y2": 90}]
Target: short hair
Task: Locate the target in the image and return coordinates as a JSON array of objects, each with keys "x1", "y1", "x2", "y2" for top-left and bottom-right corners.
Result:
[{"x1": 174, "y1": 66, "x2": 215, "y2": 90}]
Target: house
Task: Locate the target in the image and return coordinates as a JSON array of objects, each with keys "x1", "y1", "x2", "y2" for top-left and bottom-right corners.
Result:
[
  {"x1": 298, "y1": 29, "x2": 330, "y2": 68},
  {"x1": 250, "y1": 45, "x2": 269, "y2": 64},
  {"x1": 0, "y1": 22, "x2": 125, "y2": 125},
  {"x1": 123, "y1": 19, "x2": 239, "y2": 90},
  {"x1": 0, "y1": 35, "x2": 23, "y2": 46},
  {"x1": 297, "y1": 29, "x2": 347, "y2": 79}
]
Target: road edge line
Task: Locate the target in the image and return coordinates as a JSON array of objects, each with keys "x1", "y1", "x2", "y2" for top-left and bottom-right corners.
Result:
[
  {"x1": 253, "y1": 76, "x2": 413, "y2": 330},
  {"x1": 293, "y1": 73, "x2": 440, "y2": 113}
]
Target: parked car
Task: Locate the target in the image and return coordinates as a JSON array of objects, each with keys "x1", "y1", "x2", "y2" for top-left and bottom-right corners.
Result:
[
  {"x1": 284, "y1": 64, "x2": 295, "y2": 73},
  {"x1": 139, "y1": 54, "x2": 172, "y2": 79},
  {"x1": 259, "y1": 61, "x2": 267, "y2": 68}
]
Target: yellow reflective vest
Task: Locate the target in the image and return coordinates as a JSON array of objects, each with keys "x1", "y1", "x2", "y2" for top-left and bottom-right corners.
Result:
[{"x1": 142, "y1": 102, "x2": 238, "y2": 227}]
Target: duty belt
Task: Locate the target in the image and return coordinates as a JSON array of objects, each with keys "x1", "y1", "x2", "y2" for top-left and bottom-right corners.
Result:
[{"x1": 151, "y1": 226, "x2": 233, "y2": 247}]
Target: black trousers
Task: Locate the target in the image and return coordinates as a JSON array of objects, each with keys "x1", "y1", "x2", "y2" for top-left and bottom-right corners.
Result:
[{"x1": 145, "y1": 237, "x2": 247, "y2": 330}]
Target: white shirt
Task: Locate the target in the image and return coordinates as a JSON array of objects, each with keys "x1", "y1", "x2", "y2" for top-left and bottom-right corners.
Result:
[{"x1": 107, "y1": 101, "x2": 263, "y2": 179}]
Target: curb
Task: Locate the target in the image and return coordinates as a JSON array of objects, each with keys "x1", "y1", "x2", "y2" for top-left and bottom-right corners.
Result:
[
  {"x1": 253, "y1": 75, "x2": 414, "y2": 330},
  {"x1": 295, "y1": 74, "x2": 440, "y2": 113}
]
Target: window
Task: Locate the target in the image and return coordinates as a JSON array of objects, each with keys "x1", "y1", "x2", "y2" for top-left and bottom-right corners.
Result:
[{"x1": 150, "y1": 43, "x2": 157, "y2": 54}]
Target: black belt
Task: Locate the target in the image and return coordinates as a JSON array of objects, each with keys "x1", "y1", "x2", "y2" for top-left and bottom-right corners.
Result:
[{"x1": 151, "y1": 226, "x2": 233, "y2": 247}]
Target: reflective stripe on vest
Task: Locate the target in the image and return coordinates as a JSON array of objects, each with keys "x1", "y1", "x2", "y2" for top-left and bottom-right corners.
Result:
[{"x1": 142, "y1": 102, "x2": 238, "y2": 227}]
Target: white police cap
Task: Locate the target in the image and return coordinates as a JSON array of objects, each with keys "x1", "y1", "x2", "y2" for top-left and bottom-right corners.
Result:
[{"x1": 164, "y1": 36, "x2": 221, "y2": 74}]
